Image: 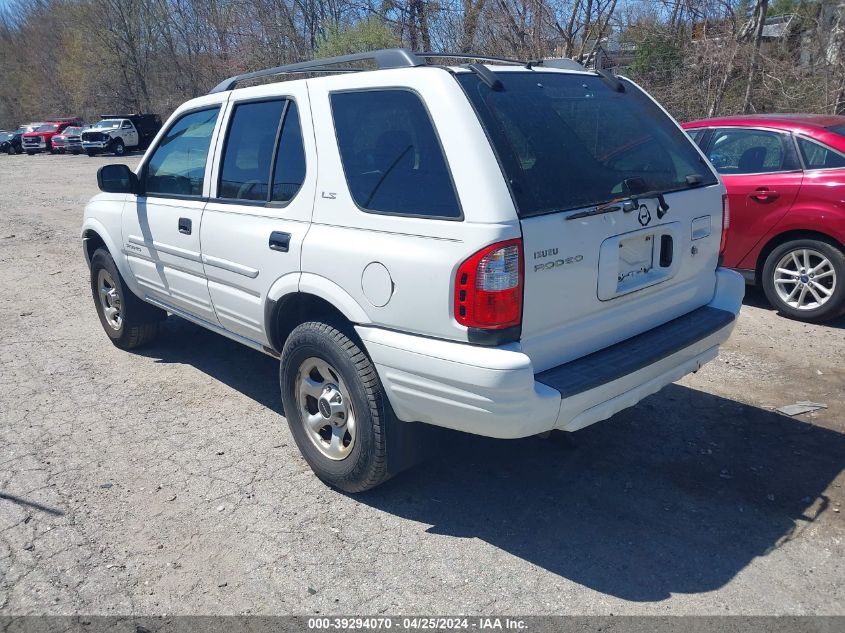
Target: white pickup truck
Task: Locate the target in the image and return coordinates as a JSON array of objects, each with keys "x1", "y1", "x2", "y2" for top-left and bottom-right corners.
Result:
[
  {"x1": 81, "y1": 49, "x2": 743, "y2": 492},
  {"x1": 81, "y1": 114, "x2": 162, "y2": 157}
]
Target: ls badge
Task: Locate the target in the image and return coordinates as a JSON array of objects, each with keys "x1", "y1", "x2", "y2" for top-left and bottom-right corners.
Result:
[{"x1": 637, "y1": 204, "x2": 652, "y2": 226}]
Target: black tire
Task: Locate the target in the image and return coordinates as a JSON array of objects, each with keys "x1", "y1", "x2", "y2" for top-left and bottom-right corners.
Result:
[
  {"x1": 26, "y1": 151, "x2": 34, "y2": 156},
  {"x1": 6, "y1": 146, "x2": 13, "y2": 156},
  {"x1": 86, "y1": 149, "x2": 97, "y2": 157},
  {"x1": 89, "y1": 248, "x2": 164, "y2": 349},
  {"x1": 111, "y1": 138, "x2": 125, "y2": 156},
  {"x1": 761, "y1": 238, "x2": 845, "y2": 322},
  {"x1": 280, "y1": 321, "x2": 395, "y2": 492}
]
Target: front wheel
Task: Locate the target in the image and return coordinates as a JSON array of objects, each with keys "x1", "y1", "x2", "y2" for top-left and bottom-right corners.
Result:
[
  {"x1": 90, "y1": 249, "x2": 165, "y2": 349},
  {"x1": 762, "y1": 239, "x2": 845, "y2": 322},
  {"x1": 86, "y1": 149, "x2": 97, "y2": 157},
  {"x1": 280, "y1": 322, "x2": 393, "y2": 492},
  {"x1": 111, "y1": 139, "x2": 125, "y2": 156}
]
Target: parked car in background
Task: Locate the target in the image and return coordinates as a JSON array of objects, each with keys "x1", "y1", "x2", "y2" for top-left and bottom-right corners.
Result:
[
  {"x1": 684, "y1": 114, "x2": 845, "y2": 322},
  {"x1": 0, "y1": 130, "x2": 19, "y2": 154},
  {"x1": 52, "y1": 125, "x2": 85, "y2": 154},
  {"x1": 22, "y1": 118, "x2": 82, "y2": 154},
  {"x1": 81, "y1": 114, "x2": 162, "y2": 156},
  {"x1": 4, "y1": 124, "x2": 40, "y2": 155}
]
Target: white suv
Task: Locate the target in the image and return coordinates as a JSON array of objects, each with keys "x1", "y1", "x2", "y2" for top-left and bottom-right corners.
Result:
[{"x1": 82, "y1": 49, "x2": 744, "y2": 491}]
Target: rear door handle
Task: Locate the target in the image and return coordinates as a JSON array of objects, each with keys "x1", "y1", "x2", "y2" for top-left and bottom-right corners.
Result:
[
  {"x1": 749, "y1": 188, "x2": 780, "y2": 202},
  {"x1": 269, "y1": 231, "x2": 291, "y2": 252},
  {"x1": 178, "y1": 217, "x2": 192, "y2": 234}
]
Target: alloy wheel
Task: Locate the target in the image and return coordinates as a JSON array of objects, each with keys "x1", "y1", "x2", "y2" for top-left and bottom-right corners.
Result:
[
  {"x1": 295, "y1": 357, "x2": 356, "y2": 461},
  {"x1": 773, "y1": 248, "x2": 837, "y2": 311},
  {"x1": 97, "y1": 269, "x2": 123, "y2": 330}
]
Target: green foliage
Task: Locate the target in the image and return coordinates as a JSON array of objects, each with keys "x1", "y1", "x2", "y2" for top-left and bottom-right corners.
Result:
[
  {"x1": 629, "y1": 32, "x2": 684, "y2": 79},
  {"x1": 315, "y1": 18, "x2": 399, "y2": 59}
]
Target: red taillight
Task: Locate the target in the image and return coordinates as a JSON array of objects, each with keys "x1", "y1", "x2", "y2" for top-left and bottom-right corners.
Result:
[
  {"x1": 720, "y1": 194, "x2": 730, "y2": 257},
  {"x1": 454, "y1": 238, "x2": 523, "y2": 330}
]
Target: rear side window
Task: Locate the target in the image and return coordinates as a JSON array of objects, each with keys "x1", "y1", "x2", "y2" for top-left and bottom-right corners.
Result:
[
  {"x1": 331, "y1": 90, "x2": 461, "y2": 219},
  {"x1": 144, "y1": 107, "x2": 220, "y2": 197},
  {"x1": 218, "y1": 99, "x2": 306, "y2": 203},
  {"x1": 707, "y1": 129, "x2": 799, "y2": 174},
  {"x1": 797, "y1": 137, "x2": 845, "y2": 170},
  {"x1": 219, "y1": 100, "x2": 285, "y2": 201},
  {"x1": 458, "y1": 72, "x2": 716, "y2": 217},
  {"x1": 271, "y1": 101, "x2": 306, "y2": 202}
]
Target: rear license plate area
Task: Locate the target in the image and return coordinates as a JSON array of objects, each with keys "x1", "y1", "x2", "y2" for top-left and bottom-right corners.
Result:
[{"x1": 597, "y1": 223, "x2": 680, "y2": 300}]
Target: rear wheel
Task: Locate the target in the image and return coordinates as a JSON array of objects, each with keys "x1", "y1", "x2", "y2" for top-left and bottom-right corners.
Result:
[
  {"x1": 280, "y1": 321, "x2": 393, "y2": 492},
  {"x1": 89, "y1": 249, "x2": 164, "y2": 349},
  {"x1": 762, "y1": 239, "x2": 845, "y2": 322}
]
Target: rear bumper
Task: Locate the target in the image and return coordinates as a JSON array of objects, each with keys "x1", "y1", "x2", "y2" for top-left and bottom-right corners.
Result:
[{"x1": 358, "y1": 268, "x2": 744, "y2": 439}]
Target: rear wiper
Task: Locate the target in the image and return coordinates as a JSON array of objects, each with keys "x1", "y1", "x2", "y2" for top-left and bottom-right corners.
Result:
[{"x1": 566, "y1": 191, "x2": 670, "y2": 221}]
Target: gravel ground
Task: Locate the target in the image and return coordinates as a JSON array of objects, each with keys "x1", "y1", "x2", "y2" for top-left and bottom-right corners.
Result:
[{"x1": 1, "y1": 153, "x2": 843, "y2": 616}]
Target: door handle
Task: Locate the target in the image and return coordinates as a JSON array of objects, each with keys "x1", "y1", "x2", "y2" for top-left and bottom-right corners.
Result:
[
  {"x1": 178, "y1": 217, "x2": 192, "y2": 234},
  {"x1": 749, "y1": 188, "x2": 780, "y2": 202},
  {"x1": 269, "y1": 231, "x2": 291, "y2": 252}
]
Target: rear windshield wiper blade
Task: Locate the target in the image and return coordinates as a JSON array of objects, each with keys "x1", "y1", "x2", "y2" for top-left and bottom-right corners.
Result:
[
  {"x1": 565, "y1": 198, "x2": 637, "y2": 220},
  {"x1": 566, "y1": 190, "x2": 670, "y2": 221}
]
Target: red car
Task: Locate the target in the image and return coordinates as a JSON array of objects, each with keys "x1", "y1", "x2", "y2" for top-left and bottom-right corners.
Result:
[
  {"x1": 683, "y1": 115, "x2": 845, "y2": 322},
  {"x1": 21, "y1": 117, "x2": 82, "y2": 155}
]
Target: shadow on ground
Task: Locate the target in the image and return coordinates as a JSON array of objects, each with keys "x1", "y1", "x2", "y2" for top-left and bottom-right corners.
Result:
[
  {"x1": 743, "y1": 285, "x2": 845, "y2": 329},
  {"x1": 139, "y1": 316, "x2": 845, "y2": 602}
]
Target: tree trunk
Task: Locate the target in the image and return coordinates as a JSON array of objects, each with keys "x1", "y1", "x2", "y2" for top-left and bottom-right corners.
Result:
[{"x1": 742, "y1": 0, "x2": 769, "y2": 114}]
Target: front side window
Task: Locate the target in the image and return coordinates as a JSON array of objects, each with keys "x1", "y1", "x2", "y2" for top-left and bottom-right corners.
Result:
[
  {"x1": 687, "y1": 128, "x2": 706, "y2": 147},
  {"x1": 797, "y1": 137, "x2": 845, "y2": 170},
  {"x1": 458, "y1": 72, "x2": 716, "y2": 217},
  {"x1": 144, "y1": 107, "x2": 220, "y2": 197},
  {"x1": 331, "y1": 89, "x2": 461, "y2": 219},
  {"x1": 707, "y1": 128, "x2": 798, "y2": 175},
  {"x1": 219, "y1": 99, "x2": 285, "y2": 201}
]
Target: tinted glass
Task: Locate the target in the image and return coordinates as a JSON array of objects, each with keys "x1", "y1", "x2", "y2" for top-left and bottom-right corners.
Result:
[
  {"x1": 687, "y1": 128, "x2": 706, "y2": 146},
  {"x1": 331, "y1": 90, "x2": 461, "y2": 218},
  {"x1": 271, "y1": 102, "x2": 306, "y2": 202},
  {"x1": 797, "y1": 137, "x2": 845, "y2": 169},
  {"x1": 458, "y1": 72, "x2": 716, "y2": 217},
  {"x1": 827, "y1": 123, "x2": 845, "y2": 138},
  {"x1": 144, "y1": 107, "x2": 219, "y2": 197},
  {"x1": 707, "y1": 129, "x2": 798, "y2": 174},
  {"x1": 219, "y1": 100, "x2": 284, "y2": 201}
]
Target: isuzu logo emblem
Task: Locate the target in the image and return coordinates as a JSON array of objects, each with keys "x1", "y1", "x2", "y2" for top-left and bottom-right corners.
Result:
[{"x1": 637, "y1": 204, "x2": 652, "y2": 226}]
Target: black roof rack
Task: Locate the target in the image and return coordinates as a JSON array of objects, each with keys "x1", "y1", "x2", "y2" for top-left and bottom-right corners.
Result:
[
  {"x1": 210, "y1": 48, "x2": 588, "y2": 94},
  {"x1": 417, "y1": 52, "x2": 526, "y2": 66},
  {"x1": 210, "y1": 48, "x2": 424, "y2": 93}
]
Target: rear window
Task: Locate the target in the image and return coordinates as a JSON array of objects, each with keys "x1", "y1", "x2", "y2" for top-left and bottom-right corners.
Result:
[
  {"x1": 457, "y1": 72, "x2": 717, "y2": 217},
  {"x1": 828, "y1": 123, "x2": 845, "y2": 138},
  {"x1": 331, "y1": 89, "x2": 461, "y2": 219}
]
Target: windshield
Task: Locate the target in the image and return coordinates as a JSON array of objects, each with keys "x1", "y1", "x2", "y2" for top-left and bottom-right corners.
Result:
[
  {"x1": 457, "y1": 72, "x2": 717, "y2": 217},
  {"x1": 0, "y1": 133, "x2": 9, "y2": 141},
  {"x1": 64, "y1": 127, "x2": 82, "y2": 135},
  {"x1": 36, "y1": 124, "x2": 59, "y2": 133},
  {"x1": 94, "y1": 120, "x2": 121, "y2": 129}
]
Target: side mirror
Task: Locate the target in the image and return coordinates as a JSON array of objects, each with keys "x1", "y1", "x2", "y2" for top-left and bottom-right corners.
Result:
[{"x1": 97, "y1": 164, "x2": 138, "y2": 194}]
